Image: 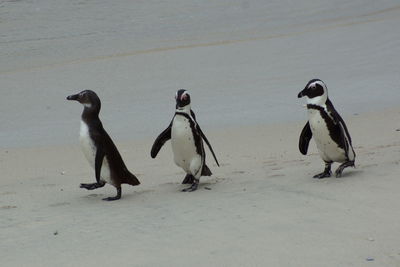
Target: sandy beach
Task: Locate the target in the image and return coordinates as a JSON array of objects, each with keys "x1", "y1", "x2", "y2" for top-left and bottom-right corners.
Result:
[
  {"x1": 1, "y1": 1, "x2": 400, "y2": 266},
  {"x1": 1, "y1": 108, "x2": 400, "y2": 266}
]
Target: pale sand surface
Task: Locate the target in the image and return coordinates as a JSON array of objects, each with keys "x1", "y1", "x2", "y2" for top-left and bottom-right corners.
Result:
[{"x1": 1, "y1": 107, "x2": 399, "y2": 266}]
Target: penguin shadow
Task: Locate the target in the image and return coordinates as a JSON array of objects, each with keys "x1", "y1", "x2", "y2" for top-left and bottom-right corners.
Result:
[
  {"x1": 361, "y1": 163, "x2": 378, "y2": 169},
  {"x1": 121, "y1": 189, "x2": 156, "y2": 200},
  {"x1": 158, "y1": 176, "x2": 228, "y2": 192},
  {"x1": 81, "y1": 193, "x2": 105, "y2": 201},
  {"x1": 338, "y1": 168, "x2": 362, "y2": 179},
  {"x1": 314, "y1": 168, "x2": 362, "y2": 180},
  {"x1": 199, "y1": 177, "x2": 228, "y2": 190},
  {"x1": 80, "y1": 188, "x2": 155, "y2": 202}
]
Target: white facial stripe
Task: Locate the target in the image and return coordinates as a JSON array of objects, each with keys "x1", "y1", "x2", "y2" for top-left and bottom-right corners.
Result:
[
  {"x1": 308, "y1": 81, "x2": 324, "y2": 89},
  {"x1": 83, "y1": 103, "x2": 92, "y2": 108},
  {"x1": 181, "y1": 91, "x2": 188, "y2": 101}
]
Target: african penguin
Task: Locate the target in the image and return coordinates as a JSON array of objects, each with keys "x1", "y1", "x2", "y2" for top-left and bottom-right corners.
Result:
[
  {"x1": 67, "y1": 90, "x2": 140, "y2": 200},
  {"x1": 151, "y1": 89, "x2": 219, "y2": 192},
  {"x1": 298, "y1": 79, "x2": 356, "y2": 178}
]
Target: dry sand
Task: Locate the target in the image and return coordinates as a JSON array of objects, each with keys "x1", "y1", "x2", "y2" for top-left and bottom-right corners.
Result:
[{"x1": 1, "y1": 107, "x2": 399, "y2": 266}]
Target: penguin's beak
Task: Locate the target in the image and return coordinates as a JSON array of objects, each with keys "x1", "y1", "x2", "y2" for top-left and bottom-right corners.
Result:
[
  {"x1": 66, "y1": 94, "x2": 79, "y2": 101},
  {"x1": 297, "y1": 88, "x2": 306, "y2": 98}
]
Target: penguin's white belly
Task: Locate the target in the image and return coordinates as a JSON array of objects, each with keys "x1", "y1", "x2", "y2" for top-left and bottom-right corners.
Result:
[
  {"x1": 171, "y1": 116, "x2": 201, "y2": 174},
  {"x1": 79, "y1": 121, "x2": 112, "y2": 184},
  {"x1": 308, "y1": 111, "x2": 346, "y2": 163}
]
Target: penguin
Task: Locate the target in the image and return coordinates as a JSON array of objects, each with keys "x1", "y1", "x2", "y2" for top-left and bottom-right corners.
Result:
[
  {"x1": 67, "y1": 90, "x2": 140, "y2": 200},
  {"x1": 297, "y1": 79, "x2": 356, "y2": 178},
  {"x1": 151, "y1": 89, "x2": 220, "y2": 192}
]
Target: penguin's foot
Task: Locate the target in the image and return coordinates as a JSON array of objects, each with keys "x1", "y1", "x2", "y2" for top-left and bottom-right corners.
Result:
[
  {"x1": 102, "y1": 195, "x2": 121, "y2": 201},
  {"x1": 335, "y1": 161, "x2": 355, "y2": 178},
  {"x1": 182, "y1": 180, "x2": 199, "y2": 192},
  {"x1": 102, "y1": 187, "x2": 121, "y2": 201},
  {"x1": 80, "y1": 182, "x2": 105, "y2": 190},
  {"x1": 313, "y1": 171, "x2": 331, "y2": 179},
  {"x1": 313, "y1": 162, "x2": 332, "y2": 179},
  {"x1": 182, "y1": 174, "x2": 195, "y2": 184}
]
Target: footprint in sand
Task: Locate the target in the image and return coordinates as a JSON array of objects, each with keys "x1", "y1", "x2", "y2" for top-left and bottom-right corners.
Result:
[
  {"x1": 203, "y1": 177, "x2": 227, "y2": 186},
  {"x1": 362, "y1": 163, "x2": 378, "y2": 168},
  {"x1": 1, "y1": 205, "x2": 17, "y2": 210},
  {"x1": 1, "y1": 191, "x2": 16, "y2": 196},
  {"x1": 268, "y1": 174, "x2": 285, "y2": 178},
  {"x1": 42, "y1": 184, "x2": 57, "y2": 187},
  {"x1": 232, "y1": 170, "x2": 246, "y2": 174},
  {"x1": 49, "y1": 202, "x2": 71, "y2": 207},
  {"x1": 85, "y1": 194, "x2": 102, "y2": 198},
  {"x1": 263, "y1": 161, "x2": 278, "y2": 166}
]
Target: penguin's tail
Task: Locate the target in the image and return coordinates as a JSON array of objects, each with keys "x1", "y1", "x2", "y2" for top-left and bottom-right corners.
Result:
[
  {"x1": 201, "y1": 164, "x2": 212, "y2": 176},
  {"x1": 124, "y1": 171, "x2": 140, "y2": 186}
]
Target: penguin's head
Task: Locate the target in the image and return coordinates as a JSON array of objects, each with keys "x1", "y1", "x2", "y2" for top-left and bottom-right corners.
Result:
[
  {"x1": 175, "y1": 89, "x2": 191, "y2": 110},
  {"x1": 67, "y1": 90, "x2": 101, "y2": 110},
  {"x1": 297, "y1": 79, "x2": 328, "y2": 105}
]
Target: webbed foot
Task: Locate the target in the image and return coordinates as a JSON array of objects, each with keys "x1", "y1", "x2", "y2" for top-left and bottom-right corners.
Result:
[
  {"x1": 335, "y1": 161, "x2": 355, "y2": 178},
  {"x1": 182, "y1": 180, "x2": 199, "y2": 192},
  {"x1": 80, "y1": 182, "x2": 105, "y2": 190},
  {"x1": 102, "y1": 187, "x2": 121, "y2": 201},
  {"x1": 313, "y1": 162, "x2": 332, "y2": 179},
  {"x1": 313, "y1": 171, "x2": 332, "y2": 179}
]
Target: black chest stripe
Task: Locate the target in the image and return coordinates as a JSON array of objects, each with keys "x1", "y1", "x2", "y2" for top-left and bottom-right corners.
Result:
[
  {"x1": 175, "y1": 112, "x2": 204, "y2": 156},
  {"x1": 307, "y1": 104, "x2": 345, "y2": 150}
]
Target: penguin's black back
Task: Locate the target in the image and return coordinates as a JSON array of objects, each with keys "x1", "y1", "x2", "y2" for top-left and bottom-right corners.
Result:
[{"x1": 83, "y1": 111, "x2": 140, "y2": 186}]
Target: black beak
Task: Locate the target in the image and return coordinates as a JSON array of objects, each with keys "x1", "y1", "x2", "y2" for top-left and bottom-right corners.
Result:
[
  {"x1": 298, "y1": 88, "x2": 307, "y2": 98},
  {"x1": 297, "y1": 91, "x2": 303, "y2": 98},
  {"x1": 66, "y1": 94, "x2": 79, "y2": 101}
]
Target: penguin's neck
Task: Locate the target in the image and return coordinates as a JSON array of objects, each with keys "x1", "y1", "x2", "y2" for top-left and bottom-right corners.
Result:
[
  {"x1": 81, "y1": 105, "x2": 101, "y2": 124},
  {"x1": 175, "y1": 104, "x2": 191, "y2": 114},
  {"x1": 306, "y1": 94, "x2": 328, "y2": 107}
]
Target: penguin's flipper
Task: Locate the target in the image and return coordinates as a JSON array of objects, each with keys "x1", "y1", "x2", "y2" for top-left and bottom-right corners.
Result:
[
  {"x1": 197, "y1": 126, "x2": 220, "y2": 167},
  {"x1": 95, "y1": 147, "x2": 106, "y2": 183},
  {"x1": 299, "y1": 122, "x2": 312, "y2": 155},
  {"x1": 151, "y1": 121, "x2": 172, "y2": 158},
  {"x1": 326, "y1": 100, "x2": 352, "y2": 143},
  {"x1": 190, "y1": 110, "x2": 219, "y2": 167},
  {"x1": 326, "y1": 100, "x2": 355, "y2": 160}
]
